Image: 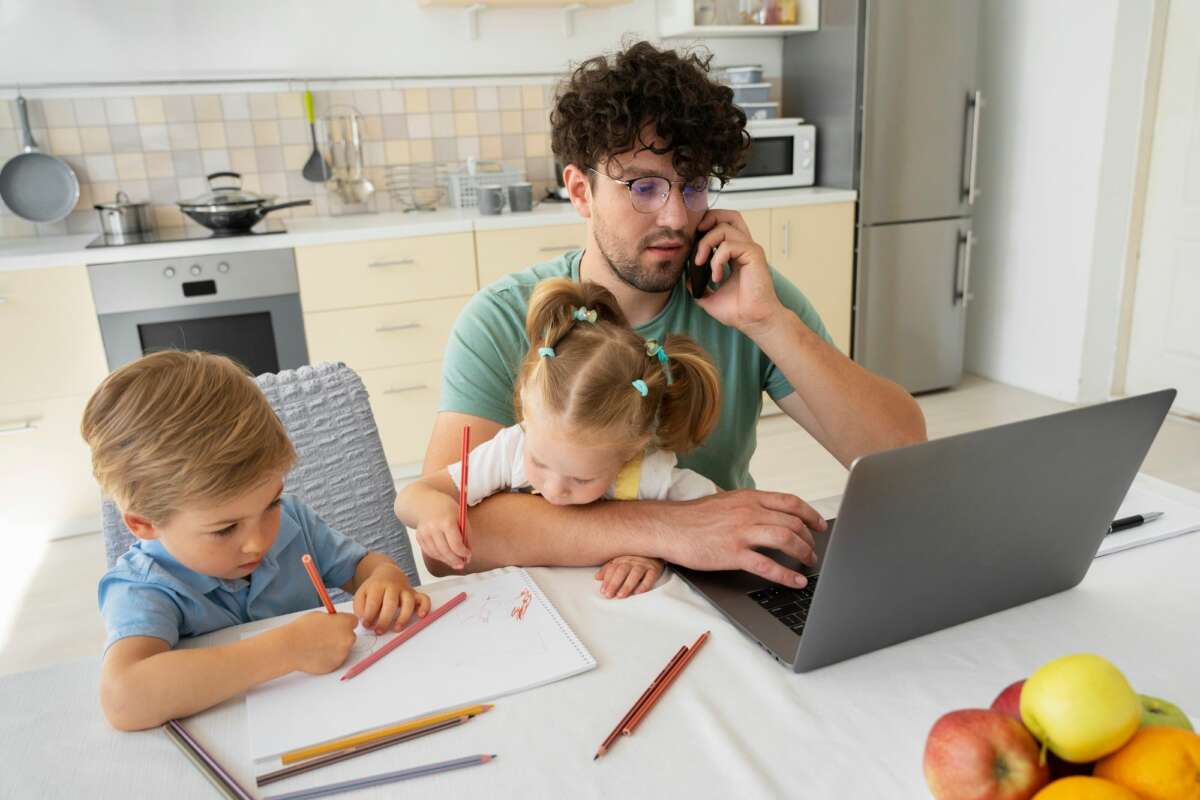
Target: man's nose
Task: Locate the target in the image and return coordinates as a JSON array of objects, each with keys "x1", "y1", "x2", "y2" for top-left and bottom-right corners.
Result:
[{"x1": 655, "y1": 184, "x2": 690, "y2": 229}]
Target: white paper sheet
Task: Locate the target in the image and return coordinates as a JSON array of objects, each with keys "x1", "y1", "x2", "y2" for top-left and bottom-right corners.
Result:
[
  {"x1": 242, "y1": 567, "x2": 595, "y2": 761},
  {"x1": 1098, "y1": 475, "x2": 1200, "y2": 556}
]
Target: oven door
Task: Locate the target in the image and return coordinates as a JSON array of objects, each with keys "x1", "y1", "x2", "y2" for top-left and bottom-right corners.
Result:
[{"x1": 96, "y1": 294, "x2": 307, "y2": 375}]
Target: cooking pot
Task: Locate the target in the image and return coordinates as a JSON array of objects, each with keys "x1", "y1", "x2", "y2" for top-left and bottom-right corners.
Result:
[
  {"x1": 94, "y1": 190, "x2": 153, "y2": 239},
  {"x1": 177, "y1": 172, "x2": 311, "y2": 234}
]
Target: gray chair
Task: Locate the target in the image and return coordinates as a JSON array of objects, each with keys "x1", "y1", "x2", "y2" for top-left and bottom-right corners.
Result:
[{"x1": 101, "y1": 362, "x2": 419, "y2": 589}]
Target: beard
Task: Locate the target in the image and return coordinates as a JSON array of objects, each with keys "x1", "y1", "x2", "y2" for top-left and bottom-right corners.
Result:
[{"x1": 592, "y1": 212, "x2": 690, "y2": 294}]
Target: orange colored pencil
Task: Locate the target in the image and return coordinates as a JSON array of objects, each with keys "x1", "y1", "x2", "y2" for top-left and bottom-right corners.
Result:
[
  {"x1": 302, "y1": 554, "x2": 336, "y2": 614},
  {"x1": 459, "y1": 425, "x2": 471, "y2": 548},
  {"x1": 622, "y1": 631, "x2": 710, "y2": 735},
  {"x1": 593, "y1": 645, "x2": 687, "y2": 760}
]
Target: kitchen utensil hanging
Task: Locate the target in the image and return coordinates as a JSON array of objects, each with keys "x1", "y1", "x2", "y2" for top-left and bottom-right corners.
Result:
[{"x1": 0, "y1": 95, "x2": 80, "y2": 223}]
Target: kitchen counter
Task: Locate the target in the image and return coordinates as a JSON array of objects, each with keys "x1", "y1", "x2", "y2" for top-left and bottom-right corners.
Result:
[{"x1": 0, "y1": 186, "x2": 856, "y2": 272}]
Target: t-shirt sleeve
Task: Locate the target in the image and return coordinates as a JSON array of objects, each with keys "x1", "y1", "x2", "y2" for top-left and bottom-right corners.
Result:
[
  {"x1": 288, "y1": 498, "x2": 369, "y2": 589},
  {"x1": 763, "y1": 267, "x2": 837, "y2": 401},
  {"x1": 439, "y1": 288, "x2": 530, "y2": 427},
  {"x1": 98, "y1": 576, "x2": 185, "y2": 652},
  {"x1": 638, "y1": 449, "x2": 720, "y2": 501},
  {"x1": 448, "y1": 424, "x2": 523, "y2": 506}
]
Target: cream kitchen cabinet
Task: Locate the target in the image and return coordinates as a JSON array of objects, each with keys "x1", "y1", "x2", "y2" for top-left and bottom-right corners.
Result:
[
  {"x1": 474, "y1": 223, "x2": 587, "y2": 288},
  {"x1": 356, "y1": 361, "x2": 447, "y2": 467}
]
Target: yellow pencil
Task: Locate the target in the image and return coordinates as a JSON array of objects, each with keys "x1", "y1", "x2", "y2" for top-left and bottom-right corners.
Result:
[{"x1": 280, "y1": 703, "x2": 494, "y2": 765}]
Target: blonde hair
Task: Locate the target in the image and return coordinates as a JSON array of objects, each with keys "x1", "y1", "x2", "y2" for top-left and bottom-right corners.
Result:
[
  {"x1": 514, "y1": 278, "x2": 721, "y2": 455},
  {"x1": 80, "y1": 351, "x2": 296, "y2": 524}
]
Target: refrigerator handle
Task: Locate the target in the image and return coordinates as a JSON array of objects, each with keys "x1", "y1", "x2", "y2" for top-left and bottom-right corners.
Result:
[
  {"x1": 965, "y1": 90, "x2": 983, "y2": 205},
  {"x1": 954, "y1": 231, "x2": 967, "y2": 304},
  {"x1": 962, "y1": 230, "x2": 975, "y2": 303}
]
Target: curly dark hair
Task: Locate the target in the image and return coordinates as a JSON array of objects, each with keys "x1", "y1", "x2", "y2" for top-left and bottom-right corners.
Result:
[{"x1": 551, "y1": 40, "x2": 750, "y2": 186}]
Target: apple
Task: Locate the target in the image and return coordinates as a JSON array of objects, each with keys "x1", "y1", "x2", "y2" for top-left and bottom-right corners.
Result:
[
  {"x1": 924, "y1": 709, "x2": 1050, "y2": 800},
  {"x1": 1020, "y1": 653, "x2": 1141, "y2": 763},
  {"x1": 1139, "y1": 694, "x2": 1194, "y2": 731},
  {"x1": 992, "y1": 680, "x2": 1026, "y2": 720}
]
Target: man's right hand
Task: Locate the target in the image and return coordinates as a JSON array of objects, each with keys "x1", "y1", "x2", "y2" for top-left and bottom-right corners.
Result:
[{"x1": 653, "y1": 489, "x2": 825, "y2": 588}]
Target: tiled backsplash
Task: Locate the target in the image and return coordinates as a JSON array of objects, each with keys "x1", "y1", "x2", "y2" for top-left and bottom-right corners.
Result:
[{"x1": 0, "y1": 83, "x2": 559, "y2": 238}]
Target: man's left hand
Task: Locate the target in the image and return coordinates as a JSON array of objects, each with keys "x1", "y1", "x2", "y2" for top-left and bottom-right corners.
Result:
[{"x1": 692, "y1": 209, "x2": 784, "y2": 337}]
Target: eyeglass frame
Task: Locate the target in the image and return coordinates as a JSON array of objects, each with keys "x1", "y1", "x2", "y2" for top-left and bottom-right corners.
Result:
[{"x1": 585, "y1": 167, "x2": 723, "y2": 214}]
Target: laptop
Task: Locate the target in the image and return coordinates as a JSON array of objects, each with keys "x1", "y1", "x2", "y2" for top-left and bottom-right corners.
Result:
[{"x1": 676, "y1": 389, "x2": 1176, "y2": 673}]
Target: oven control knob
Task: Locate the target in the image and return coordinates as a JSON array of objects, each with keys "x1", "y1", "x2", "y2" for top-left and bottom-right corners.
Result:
[
  {"x1": 163, "y1": 266, "x2": 176, "y2": 278},
  {"x1": 217, "y1": 261, "x2": 230, "y2": 274},
  {"x1": 190, "y1": 264, "x2": 202, "y2": 276}
]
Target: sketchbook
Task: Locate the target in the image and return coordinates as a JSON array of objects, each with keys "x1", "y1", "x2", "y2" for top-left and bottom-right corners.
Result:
[{"x1": 241, "y1": 567, "x2": 596, "y2": 761}]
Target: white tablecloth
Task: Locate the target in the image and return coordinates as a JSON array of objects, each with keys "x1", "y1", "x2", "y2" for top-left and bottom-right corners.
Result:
[{"x1": 3, "y1": 530, "x2": 1199, "y2": 799}]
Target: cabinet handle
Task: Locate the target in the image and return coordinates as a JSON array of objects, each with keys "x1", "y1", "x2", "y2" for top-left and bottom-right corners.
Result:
[
  {"x1": 965, "y1": 90, "x2": 983, "y2": 205},
  {"x1": 0, "y1": 419, "x2": 38, "y2": 436},
  {"x1": 384, "y1": 384, "x2": 428, "y2": 395},
  {"x1": 375, "y1": 322, "x2": 421, "y2": 333},
  {"x1": 538, "y1": 244, "x2": 576, "y2": 252},
  {"x1": 368, "y1": 258, "x2": 416, "y2": 268},
  {"x1": 0, "y1": 297, "x2": 8, "y2": 304},
  {"x1": 781, "y1": 222, "x2": 791, "y2": 258}
]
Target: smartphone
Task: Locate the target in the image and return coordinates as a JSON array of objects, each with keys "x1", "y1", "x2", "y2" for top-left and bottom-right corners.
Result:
[{"x1": 685, "y1": 238, "x2": 711, "y2": 299}]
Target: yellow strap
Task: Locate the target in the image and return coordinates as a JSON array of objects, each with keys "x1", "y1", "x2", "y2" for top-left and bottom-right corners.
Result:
[{"x1": 612, "y1": 453, "x2": 644, "y2": 500}]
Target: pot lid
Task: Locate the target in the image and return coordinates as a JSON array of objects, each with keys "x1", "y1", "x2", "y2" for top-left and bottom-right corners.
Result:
[
  {"x1": 94, "y1": 190, "x2": 149, "y2": 210},
  {"x1": 178, "y1": 172, "x2": 275, "y2": 209}
]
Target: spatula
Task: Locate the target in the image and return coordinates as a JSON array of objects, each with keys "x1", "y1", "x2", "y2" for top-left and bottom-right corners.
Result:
[{"x1": 302, "y1": 90, "x2": 331, "y2": 182}]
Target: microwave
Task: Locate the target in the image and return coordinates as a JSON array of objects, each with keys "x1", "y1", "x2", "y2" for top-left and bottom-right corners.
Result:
[{"x1": 723, "y1": 118, "x2": 815, "y2": 192}]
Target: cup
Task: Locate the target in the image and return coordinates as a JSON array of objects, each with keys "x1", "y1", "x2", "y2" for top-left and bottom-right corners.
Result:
[
  {"x1": 507, "y1": 182, "x2": 534, "y2": 213},
  {"x1": 478, "y1": 184, "x2": 507, "y2": 215}
]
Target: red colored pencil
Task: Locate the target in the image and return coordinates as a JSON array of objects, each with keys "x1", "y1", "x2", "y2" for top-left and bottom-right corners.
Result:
[
  {"x1": 593, "y1": 645, "x2": 688, "y2": 760},
  {"x1": 302, "y1": 554, "x2": 336, "y2": 614},
  {"x1": 459, "y1": 425, "x2": 471, "y2": 548},
  {"x1": 622, "y1": 631, "x2": 710, "y2": 735},
  {"x1": 341, "y1": 591, "x2": 468, "y2": 681}
]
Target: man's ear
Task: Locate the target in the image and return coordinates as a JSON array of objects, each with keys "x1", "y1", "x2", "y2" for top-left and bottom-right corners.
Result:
[
  {"x1": 563, "y1": 163, "x2": 593, "y2": 219},
  {"x1": 122, "y1": 511, "x2": 159, "y2": 541}
]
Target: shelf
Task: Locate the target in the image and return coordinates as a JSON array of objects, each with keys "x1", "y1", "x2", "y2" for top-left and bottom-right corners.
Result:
[
  {"x1": 657, "y1": 0, "x2": 819, "y2": 38},
  {"x1": 420, "y1": 0, "x2": 631, "y2": 38}
]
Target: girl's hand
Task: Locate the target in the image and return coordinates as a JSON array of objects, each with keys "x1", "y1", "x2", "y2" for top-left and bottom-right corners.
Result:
[
  {"x1": 594, "y1": 556, "x2": 665, "y2": 599},
  {"x1": 413, "y1": 497, "x2": 472, "y2": 573},
  {"x1": 353, "y1": 565, "x2": 432, "y2": 633}
]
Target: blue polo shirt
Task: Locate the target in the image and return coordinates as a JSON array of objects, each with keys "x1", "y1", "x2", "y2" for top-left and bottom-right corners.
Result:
[{"x1": 98, "y1": 495, "x2": 368, "y2": 652}]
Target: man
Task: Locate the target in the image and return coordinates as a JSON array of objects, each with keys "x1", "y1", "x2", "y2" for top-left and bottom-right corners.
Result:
[{"x1": 412, "y1": 41, "x2": 926, "y2": 587}]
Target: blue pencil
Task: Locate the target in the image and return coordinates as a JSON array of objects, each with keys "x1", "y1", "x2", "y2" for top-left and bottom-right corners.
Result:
[{"x1": 262, "y1": 754, "x2": 497, "y2": 800}]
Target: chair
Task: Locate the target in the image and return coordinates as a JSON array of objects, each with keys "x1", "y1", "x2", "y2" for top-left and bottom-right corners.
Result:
[{"x1": 101, "y1": 362, "x2": 419, "y2": 589}]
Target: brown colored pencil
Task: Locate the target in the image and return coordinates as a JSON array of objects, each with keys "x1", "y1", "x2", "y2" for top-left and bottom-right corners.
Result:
[
  {"x1": 622, "y1": 630, "x2": 710, "y2": 735},
  {"x1": 593, "y1": 645, "x2": 688, "y2": 760}
]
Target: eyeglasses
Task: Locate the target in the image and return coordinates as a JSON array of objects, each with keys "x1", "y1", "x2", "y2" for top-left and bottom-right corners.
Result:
[{"x1": 587, "y1": 168, "x2": 720, "y2": 214}]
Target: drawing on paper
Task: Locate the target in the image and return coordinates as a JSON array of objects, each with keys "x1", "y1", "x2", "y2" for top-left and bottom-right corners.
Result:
[
  {"x1": 466, "y1": 594, "x2": 498, "y2": 624},
  {"x1": 511, "y1": 589, "x2": 532, "y2": 621},
  {"x1": 348, "y1": 628, "x2": 382, "y2": 662}
]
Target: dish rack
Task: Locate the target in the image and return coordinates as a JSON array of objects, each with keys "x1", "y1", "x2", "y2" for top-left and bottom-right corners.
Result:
[
  {"x1": 445, "y1": 162, "x2": 526, "y2": 209},
  {"x1": 385, "y1": 163, "x2": 450, "y2": 212}
]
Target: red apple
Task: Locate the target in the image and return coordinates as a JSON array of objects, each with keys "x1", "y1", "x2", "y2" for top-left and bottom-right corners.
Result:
[
  {"x1": 924, "y1": 709, "x2": 1051, "y2": 800},
  {"x1": 991, "y1": 680, "x2": 1026, "y2": 720}
]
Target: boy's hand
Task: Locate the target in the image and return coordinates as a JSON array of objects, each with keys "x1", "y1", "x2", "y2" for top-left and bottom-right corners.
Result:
[
  {"x1": 413, "y1": 496, "x2": 472, "y2": 572},
  {"x1": 282, "y1": 611, "x2": 359, "y2": 674},
  {"x1": 353, "y1": 564, "x2": 432, "y2": 634},
  {"x1": 594, "y1": 556, "x2": 665, "y2": 599}
]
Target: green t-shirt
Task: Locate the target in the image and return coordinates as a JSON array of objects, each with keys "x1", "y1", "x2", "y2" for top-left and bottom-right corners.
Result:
[{"x1": 439, "y1": 250, "x2": 834, "y2": 490}]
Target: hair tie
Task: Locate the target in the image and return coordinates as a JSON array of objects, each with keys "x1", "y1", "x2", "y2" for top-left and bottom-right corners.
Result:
[
  {"x1": 644, "y1": 340, "x2": 673, "y2": 385},
  {"x1": 631, "y1": 379, "x2": 648, "y2": 397},
  {"x1": 572, "y1": 307, "x2": 598, "y2": 324},
  {"x1": 538, "y1": 346, "x2": 556, "y2": 359}
]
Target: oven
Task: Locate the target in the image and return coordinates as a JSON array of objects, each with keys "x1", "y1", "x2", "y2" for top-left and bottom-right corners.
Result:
[
  {"x1": 723, "y1": 118, "x2": 816, "y2": 192},
  {"x1": 88, "y1": 248, "x2": 308, "y2": 376}
]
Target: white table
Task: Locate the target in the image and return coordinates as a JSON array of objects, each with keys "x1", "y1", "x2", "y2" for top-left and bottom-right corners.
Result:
[{"x1": 4, "y1": 526, "x2": 1200, "y2": 799}]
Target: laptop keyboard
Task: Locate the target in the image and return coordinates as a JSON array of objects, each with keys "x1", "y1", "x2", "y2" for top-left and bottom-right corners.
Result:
[{"x1": 747, "y1": 574, "x2": 820, "y2": 636}]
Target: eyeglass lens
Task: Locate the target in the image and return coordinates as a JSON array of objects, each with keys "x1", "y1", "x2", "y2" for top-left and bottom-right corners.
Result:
[{"x1": 628, "y1": 177, "x2": 713, "y2": 213}]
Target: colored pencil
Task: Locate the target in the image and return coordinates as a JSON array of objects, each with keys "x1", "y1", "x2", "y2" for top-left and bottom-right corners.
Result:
[
  {"x1": 622, "y1": 631, "x2": 710, "y2": 735},
  {"x1": 593, "y1": 645, "x2": 688, "y2": 760},
  {"x1": 164, "y1": 719, "x2": 255, "y2": 800},
  {"x1": 459, "y1": 424, "x2": 471, "y2": 548},
  {"x1": 263, "y1": 754, "x2": 496, "y2": 800},
  {"x1": 280, "y1": 701, "x2": 493, "y2": 765},
  {"x1": 339, "y1": 589, "x2": 467, "y2": 682},
  {"x1": 257, "y1": 715, "x2": 470, "y2": 787},
  {"x1": 301, "y1": 554, "x2": 336, "y2": 614}
]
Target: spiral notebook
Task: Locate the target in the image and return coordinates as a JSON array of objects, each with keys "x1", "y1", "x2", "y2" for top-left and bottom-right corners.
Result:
[{"x1": 242, "y1": 567, "x2": 596, "y2": 761}]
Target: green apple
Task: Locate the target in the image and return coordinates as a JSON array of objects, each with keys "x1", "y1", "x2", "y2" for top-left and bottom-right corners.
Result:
[
  {"x1": 1139, "y1": 694, "x2": 1194, "y2": 731},
  {"x1": 1019, "y1": 653, "x2": 1141, "y2": 763}
]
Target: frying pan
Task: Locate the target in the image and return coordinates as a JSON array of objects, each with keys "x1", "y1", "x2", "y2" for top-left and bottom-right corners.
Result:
[{"x1": 0, "y1": 95, "x2": 80, "y2": 223}]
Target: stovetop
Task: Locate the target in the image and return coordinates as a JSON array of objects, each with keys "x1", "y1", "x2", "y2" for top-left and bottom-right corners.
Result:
[{"x1": 86, "y1": 220, "x2": 287, "y2": 249}]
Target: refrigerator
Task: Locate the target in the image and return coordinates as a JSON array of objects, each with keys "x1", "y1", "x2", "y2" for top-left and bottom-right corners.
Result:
[{"x1": 782, "y1": 0, "x2": 982, "y2": 393}]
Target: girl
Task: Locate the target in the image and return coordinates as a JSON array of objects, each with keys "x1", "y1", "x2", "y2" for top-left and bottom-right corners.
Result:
[{"x1": 396, "y1": 277, "x2": 723, "y2": 598}]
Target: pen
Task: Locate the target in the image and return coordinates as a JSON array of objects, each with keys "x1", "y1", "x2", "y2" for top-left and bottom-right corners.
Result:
[{"x1": 1107, "y1": 511, "x2": 1163, "y2": 534}]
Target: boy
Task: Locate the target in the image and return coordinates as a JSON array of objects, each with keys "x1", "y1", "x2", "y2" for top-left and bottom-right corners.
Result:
[{"x1": 83, "y1": 351, "x2": 429, "y2": 731}]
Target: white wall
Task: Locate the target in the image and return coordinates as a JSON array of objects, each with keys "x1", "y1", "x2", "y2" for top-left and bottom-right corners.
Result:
[
  {"x1": 966, "y1": 0, "x2": 1155, "y2": 403},
  {"x1": 0, "y1": 0, "x2": 782, "y2": 86}
]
